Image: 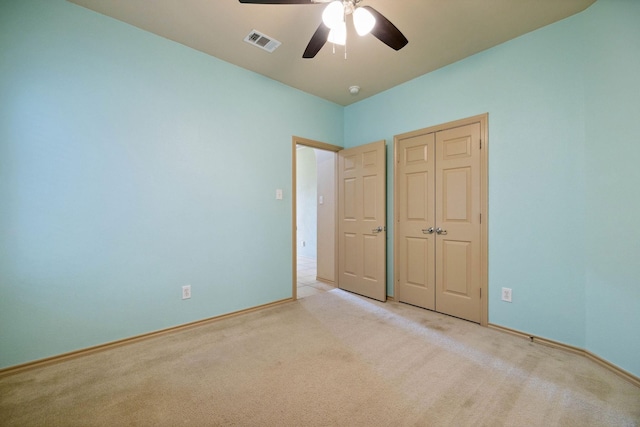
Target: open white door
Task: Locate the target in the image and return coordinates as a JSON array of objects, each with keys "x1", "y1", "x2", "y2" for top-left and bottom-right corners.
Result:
[{"x1": 338, "y1": 140, "x2": 386, "y2": 301}]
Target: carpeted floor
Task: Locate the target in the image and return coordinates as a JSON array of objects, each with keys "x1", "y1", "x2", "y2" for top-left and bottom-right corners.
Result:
[{"x1": 1, "y1": 289, "x2": 639, "y2": 426}]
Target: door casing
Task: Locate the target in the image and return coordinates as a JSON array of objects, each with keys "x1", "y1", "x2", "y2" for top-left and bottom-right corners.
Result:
[{"x1": 393, "y1": 114, "x2": 489, "y2": 325}]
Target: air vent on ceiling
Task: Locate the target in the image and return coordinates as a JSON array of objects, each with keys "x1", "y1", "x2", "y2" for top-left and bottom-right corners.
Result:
[{"x1": 244, "y1": 29, "x2": 281, "y2": 53}]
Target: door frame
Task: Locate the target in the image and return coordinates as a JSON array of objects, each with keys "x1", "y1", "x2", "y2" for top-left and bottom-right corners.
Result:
[
  {"x1": 393, "y1": 114, "x2": 489, "y2": 325},
  {"x1": 292, "y1": 136, "x2": 343, "y2": 300}
]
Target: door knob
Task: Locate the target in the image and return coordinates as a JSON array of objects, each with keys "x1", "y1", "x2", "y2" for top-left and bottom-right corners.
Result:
[
  {"x1": 436, "y1": 227, "x2": 447, "y2": 235},
  {"x1": 422, "y1": 227, "x2": 435, "y2": 234},
  {"x1": 372, "y1": 226, "x2": 384, "y2": 233}
]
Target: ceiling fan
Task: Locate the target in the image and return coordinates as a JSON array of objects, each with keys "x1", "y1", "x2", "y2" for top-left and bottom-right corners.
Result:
[{"x1": 238, "y1": 0, "x2": 408, "y2": 58}]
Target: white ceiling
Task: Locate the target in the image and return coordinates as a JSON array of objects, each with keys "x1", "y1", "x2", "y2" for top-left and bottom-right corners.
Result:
[{"x1": 68, "y1": 0, "x2": 595, "y2": 106}]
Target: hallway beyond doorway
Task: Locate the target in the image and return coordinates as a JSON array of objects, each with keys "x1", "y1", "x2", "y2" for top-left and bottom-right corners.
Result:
[{"x1": 297, "y1": 255, "x2": 333, "y2": 299}]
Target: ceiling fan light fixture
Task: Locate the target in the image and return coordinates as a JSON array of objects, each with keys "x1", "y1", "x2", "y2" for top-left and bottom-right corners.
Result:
[
  {"x1": 322, "y1": 1, "x2": 345, "y2": 29},
  {"x1": 328, "y1": 21, "x2": 347, "y2": 45},
  {"x1": 353, "y1": 7, "x2": 376, "y2": 36}
]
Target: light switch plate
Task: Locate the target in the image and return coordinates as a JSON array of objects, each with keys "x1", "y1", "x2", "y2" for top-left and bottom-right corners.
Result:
[
  {"x1": 276, "y1": 189, "x2": 283, "y2": 200},
  {"x1": 501, "y1": 287, "x2": 512, "y2": 302}
]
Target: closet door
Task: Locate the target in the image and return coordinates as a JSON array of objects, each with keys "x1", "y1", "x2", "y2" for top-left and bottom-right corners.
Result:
[
  {"x1": 434, "y1": 123, "x2": 482, "y2": 323},
  {"x1": 394, "y1": 117, "x2": 485, "y2": 324},
  {"x1": 396, "y1": 132, "x2": 436, "y2": 310}
]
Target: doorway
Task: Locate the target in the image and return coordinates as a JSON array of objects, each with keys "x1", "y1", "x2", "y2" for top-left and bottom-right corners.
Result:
[
  {"x1": 292, "y1": 137, "x2": 389, "y2": 302},
  {"x1": 393, "y1": 114, "x2": 488, "y2": 325},
  {"x1": 292, "y1": 136, "x2": 341, "y2": 300}
]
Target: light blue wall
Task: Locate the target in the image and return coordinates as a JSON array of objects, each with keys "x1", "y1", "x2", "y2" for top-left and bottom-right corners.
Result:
[
  {"x1": 345, "y1": 8, "x2": 588, "y2": 346},
  {"x1": 583, "y1": 0, "x2": 640, "y2": 377},
  {"x1": 345, "y1": 0, "x2": 639, "y2": 376},
  {"x1": 0, "y1": 0, "x2": 343, "y2": 368}
]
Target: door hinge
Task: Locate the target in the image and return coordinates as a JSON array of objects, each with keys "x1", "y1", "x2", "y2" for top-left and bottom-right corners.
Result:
[
  {"x1": 480, "y1": 288, "x2": 482, "y2": 299},
  {"x1": 480, "y1": 139, "x2": 482, "y2": 149},
  {"x1": 480, "y1": 213, "x2": 482, "y2": 224}
]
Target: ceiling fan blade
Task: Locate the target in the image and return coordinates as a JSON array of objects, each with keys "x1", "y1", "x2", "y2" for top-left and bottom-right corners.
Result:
[
  {"x1": 239, "y1": 0, "x2": 315, "y2": 4},
  {"x1": 303, "y1": 22, "x2": 330, "y2": 58},
  {"x1": 363, "y1": 6, "x2": 408, "y2": 51}
]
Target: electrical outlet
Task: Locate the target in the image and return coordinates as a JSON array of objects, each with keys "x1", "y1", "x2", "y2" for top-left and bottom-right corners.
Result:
[
  {"x1": 182, "y1": 285, "x2": 191, "y2": 300},
  {"x1": 501, "y1": 287, "x2": 512, "y2": 303}
]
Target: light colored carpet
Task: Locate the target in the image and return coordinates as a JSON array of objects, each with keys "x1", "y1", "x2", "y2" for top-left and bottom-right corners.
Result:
[{"x1": 1, "y1": 289, "x2": 639, "y2": 426}]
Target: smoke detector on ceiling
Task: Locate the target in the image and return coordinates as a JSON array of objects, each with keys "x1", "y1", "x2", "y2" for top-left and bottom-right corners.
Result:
[{"x1": 244, "y1": 30, "x2": 281, "y2": 53}]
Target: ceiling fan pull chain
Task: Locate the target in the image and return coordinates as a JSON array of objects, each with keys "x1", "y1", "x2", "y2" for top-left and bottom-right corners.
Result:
[{"x1": 344, "y1": 6, "x2": 347, "y2": 59}]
